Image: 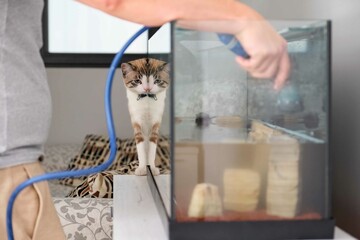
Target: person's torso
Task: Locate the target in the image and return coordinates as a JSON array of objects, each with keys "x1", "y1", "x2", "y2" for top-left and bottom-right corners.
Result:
[{"x1": 0, "y1": 0, "x2": 51, "y2": 166}]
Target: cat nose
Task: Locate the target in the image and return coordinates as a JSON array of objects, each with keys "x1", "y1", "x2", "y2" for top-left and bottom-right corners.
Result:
[{"x1": 144, "y1": 87, "x2": 151, "y2": 92}]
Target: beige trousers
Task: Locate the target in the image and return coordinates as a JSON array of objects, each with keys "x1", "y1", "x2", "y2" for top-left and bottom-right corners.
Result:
[{"x1": 0, "y1": 162, "x2": 65, "y2": 240}]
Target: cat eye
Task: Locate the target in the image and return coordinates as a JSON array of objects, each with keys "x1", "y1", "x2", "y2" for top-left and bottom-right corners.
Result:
[
  {"x1": 134, "y1": 79, "x2": 142, "y2": 84},
  {"x1": 154, "y1": 80, "x2": 161, "y2": 84}
]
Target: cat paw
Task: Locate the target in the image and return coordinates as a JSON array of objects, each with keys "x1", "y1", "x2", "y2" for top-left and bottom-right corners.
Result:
[
  {"x1": 150, "y1": 166, "x2": 160, "y2": 176},
  {"x1": 135, "y1": 166, "x2": 147, "y2": 176}
]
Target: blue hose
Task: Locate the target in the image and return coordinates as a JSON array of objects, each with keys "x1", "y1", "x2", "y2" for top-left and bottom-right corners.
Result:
[{"x1": 6, "y1": 26, "x2": 149, "y2": 240}]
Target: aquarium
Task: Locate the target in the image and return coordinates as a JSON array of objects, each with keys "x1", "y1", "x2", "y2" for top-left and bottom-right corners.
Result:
[{"x1": 147, "y1": 19, "x2": 334, "y2": 240}]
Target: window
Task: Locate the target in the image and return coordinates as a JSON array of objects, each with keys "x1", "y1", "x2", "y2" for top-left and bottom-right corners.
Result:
[{"x1": 42, "y1": 0, "x2": 170, "y2": 67}]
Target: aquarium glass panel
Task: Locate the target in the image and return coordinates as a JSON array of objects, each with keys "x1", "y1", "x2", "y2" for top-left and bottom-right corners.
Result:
[{"x1": 172, "y1": 20, "x2": 330, "y2": 222}]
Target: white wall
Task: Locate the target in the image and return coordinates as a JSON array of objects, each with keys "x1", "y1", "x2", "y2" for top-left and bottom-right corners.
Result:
[
  {"x1": 46, "y1": 68, "x2": 134, "y2": 144},
  {"x1": 242, "y1": 0, "x2": 360, "y2": 237}
]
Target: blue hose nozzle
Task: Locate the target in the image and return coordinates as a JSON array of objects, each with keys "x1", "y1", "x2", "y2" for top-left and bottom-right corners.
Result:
[{"x1": 217, "y1": 33, "x2": 250, "y2": 59}]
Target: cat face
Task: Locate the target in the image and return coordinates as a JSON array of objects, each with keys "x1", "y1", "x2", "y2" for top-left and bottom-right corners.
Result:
[{"x1": 121, "y1": 58, "x2": 170, "y2": 95}]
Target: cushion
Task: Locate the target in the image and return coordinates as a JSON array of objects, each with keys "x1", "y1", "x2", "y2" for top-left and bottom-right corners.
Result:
[
  {"x1": 66, "y1": 170, "x2": 117, "y2": 198},
  {"x1": 59, "y1": 134, "x2": 170, "y2": 187}
]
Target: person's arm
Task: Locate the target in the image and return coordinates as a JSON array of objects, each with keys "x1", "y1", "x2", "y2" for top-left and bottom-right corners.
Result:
[{"x1": 76, "y1": 0, "x2": 289, "y2": 90}]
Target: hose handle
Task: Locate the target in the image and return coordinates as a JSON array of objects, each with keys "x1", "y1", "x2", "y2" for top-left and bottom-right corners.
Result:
[{"x1": 217, "y1": 33, "x2": 250, "y2": 59}]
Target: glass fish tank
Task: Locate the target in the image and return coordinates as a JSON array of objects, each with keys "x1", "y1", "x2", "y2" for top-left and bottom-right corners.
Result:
[{"x1": 147, "y1": 19, "x2": 334, "y2": 240}]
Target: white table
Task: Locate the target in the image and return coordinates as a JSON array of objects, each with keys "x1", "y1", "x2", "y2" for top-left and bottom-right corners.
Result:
[{"x1": 113, "y1": 175, "x2": 356, "y2": 240}]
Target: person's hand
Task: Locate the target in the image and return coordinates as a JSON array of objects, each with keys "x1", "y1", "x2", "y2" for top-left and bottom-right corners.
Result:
[
  {"x1": 178, "y1": 18, "x2": 290, "y2": 90},
  {"x1": 234, "y1": 17, "x2": 290, "y2": 90}
]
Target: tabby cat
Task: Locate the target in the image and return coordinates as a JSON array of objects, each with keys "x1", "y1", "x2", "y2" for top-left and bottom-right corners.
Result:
[{"x1": 121, "y1": 58, "x2": 170, "y2": 176}]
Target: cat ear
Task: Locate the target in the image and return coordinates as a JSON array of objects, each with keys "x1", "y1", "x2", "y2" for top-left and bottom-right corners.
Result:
[
  {"x1": 159, "y1": 63, "x2": 170, "y2": 73},
  {"x1": 121, "y1": 63, "x2": 135, "y2": 77}
]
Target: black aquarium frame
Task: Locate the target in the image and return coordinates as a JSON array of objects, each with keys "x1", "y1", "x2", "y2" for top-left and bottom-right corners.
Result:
[
  {"x1": 41, "y1": 0, "x2": 167, "y2": 67},
  {"x1": 147, "y1": 20, "x2": 335, "y2": 240}
]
